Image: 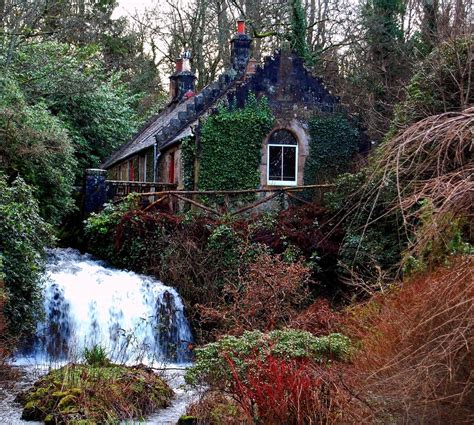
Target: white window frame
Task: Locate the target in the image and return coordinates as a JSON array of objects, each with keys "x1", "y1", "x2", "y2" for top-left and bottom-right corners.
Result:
[{"x1": 266, "y1": 143, "x2": 298, "y2": 186}]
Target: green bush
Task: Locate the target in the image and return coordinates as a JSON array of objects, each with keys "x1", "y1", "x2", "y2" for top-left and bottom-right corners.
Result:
[
  {"x1": 83, "y1": 344, "x2": 110, "y2": 367},
  {"x1": 13, "y1": 42, "x2": 141, "y2": 180},
  {"x1": 388, "y1": 35, "x2": 474, "y2": 137},
  {"x1": 0, "y1": 175, "x2": 53, "y2": 338},
  {"x1": 0, "y1": 73, "x2": 76, "y2": 224},
  {"x1": 330, "y1": 171, "x2": 405, "y2": 282},
  {"x1": 185, "y1": 330, "x2": 352, "y2": 387},
  {"x1": 84, "y1": 193, "x2": 141, "y2": 262}
]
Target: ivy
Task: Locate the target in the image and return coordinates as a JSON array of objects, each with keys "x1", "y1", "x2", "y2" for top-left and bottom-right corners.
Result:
[
  {"x1": 197, "y1": 94, "x2": 274, "y2": 192},
  {"x1": 289, "y1": 0, "x2": 315, "y2": 66},
  {"x1": 304, "y1": 114, "x2": 359, "y2": 185}
]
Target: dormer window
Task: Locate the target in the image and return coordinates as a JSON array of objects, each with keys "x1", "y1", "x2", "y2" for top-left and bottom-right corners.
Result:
[{"x1": 267, "y1": 130, "x2": 298, "y2": 186}]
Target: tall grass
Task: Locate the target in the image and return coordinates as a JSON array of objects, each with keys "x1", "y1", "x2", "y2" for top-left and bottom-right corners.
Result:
[{"x1": 349, "y1": 256, "x2": 473, "y2": 423}]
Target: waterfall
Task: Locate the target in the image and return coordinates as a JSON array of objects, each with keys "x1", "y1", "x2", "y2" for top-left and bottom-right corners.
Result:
[{"x1": 23, "y1": 248, "x2": 193, "y2": 365}]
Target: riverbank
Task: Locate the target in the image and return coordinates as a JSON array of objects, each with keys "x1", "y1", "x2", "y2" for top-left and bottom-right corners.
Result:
[{"x1": 1, "y1": 363, "x2": 199, "y2": 425}]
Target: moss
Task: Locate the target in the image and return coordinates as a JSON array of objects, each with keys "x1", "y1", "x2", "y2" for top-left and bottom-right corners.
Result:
[
  {"x1": 21, "y1": 400, "x2": 43, "y2": 421},
  {"x1": 178, "y1": 415, "x2": 198, "y2": 424},
  {"x1": 58, "y1": 394, "x2": 78, "y2": 411},
  {"x1": 44, "y1": 414, "x2": 55, "y2": 424},
  {"x1": 52, "y1": 390, "x2": 70, "y2": 399},
  {"x1": 19, "y1": 363, "x2": 173, "y2": 424}
]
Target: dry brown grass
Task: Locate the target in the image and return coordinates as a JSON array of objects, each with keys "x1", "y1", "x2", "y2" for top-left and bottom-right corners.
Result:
[
  {"x1": 348, "y1": 256, "x2": 474, "y2": 423},
  {"x1": 378, "y1": 107, "x2": 474, "y2": 261}
]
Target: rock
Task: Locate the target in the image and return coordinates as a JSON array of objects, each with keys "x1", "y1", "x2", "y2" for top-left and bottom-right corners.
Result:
[
  {"x1": 177, "y1": 415, "x2": 198, "y2": 424},
  {"x1": 21, "y1": 400, "x2": 43, "y2": 421}
]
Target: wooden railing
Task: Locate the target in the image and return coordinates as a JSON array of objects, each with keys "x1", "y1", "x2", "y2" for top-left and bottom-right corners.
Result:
[
  {"x1": 129, "y1": 184, "x2": 334, "y2": 217},
  {"x1": 105, "y1": 180, "x2": 177, "y2": 202}
]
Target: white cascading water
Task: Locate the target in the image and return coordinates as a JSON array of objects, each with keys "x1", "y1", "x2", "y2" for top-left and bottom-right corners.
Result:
[{"x1": 22, "y1": 248, "x2": 193, "y2": 365}]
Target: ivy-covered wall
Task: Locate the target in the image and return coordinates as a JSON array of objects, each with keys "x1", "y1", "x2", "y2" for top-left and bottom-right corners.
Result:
[
  {"x1": 196, "y1": 95, "x2": 275, "y2": 191},
  {"x1": 304, "y1": 114, "x2": 360, "y2": 185}
]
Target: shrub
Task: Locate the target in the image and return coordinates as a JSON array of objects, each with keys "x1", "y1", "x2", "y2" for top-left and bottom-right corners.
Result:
[
  {"x1": 0, "y1": 175, "x2": 52, "y2": 338},
  {"x1": 225, "y1": 353, "x2": 352, "y2": 424},
  {"x1": 198, "y1": 253, "x2": 312, "y2": 337},
  {"x1": 84, "y1": 193, "x2": 142, "y2": 262},
  {"x1": 0, "y1": 73, "x2": 76, "y2": 224},
  {"x1": 185, "y1": 330, "x2": 352, "y2": 388},
  {"x1": 186, "y1": 330, "x2": 354, "y2": 424},
  {"x1": 289, "y1": 298, "x2": 341, "y2": 335},
  {"x1": 83, "y1": 345, "x2": 110, "y2": 367}
]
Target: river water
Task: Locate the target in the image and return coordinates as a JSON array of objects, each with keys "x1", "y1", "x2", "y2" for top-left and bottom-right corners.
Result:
[{"x1": 0, "y1": 248, "x2": 199, "y2": 424}]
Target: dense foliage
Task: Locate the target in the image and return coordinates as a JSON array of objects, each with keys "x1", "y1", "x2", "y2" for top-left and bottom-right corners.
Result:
[
  {"x1": 0, "y1": 175, "x2": 52, "y2": 337},
  {"x1": 389, "y1": 35, "x2": 474, "y2": 134},
  {"x1": 304, "y1": 114, "x2": 360, "y2": 185},
  {"x1": 198, "y1": 95, "x2": 274, "y2": 191},
  {"x1": 180, "y1": 136, "x2": 196, "y2": 191},
  {"x1": 0, "y1": 73, "x2": 76, "y2": 224},
  {"x1": 10, "y1": 42, "x2": 141, "y2": 180},
  {"x1": 85, "y1": 202, "x2": 342, "y2": 342},
  {"x1": 186, "y1": 330, "x2": 352, "y2": 423},
  {"x1": 185, "y1": 329, "x2": 351, "y2": 387}
]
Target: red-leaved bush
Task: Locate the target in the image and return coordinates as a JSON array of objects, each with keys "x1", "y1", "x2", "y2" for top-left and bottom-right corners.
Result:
[{"x1": 224, "y1": 352, "x2": 354, "y2": 424}]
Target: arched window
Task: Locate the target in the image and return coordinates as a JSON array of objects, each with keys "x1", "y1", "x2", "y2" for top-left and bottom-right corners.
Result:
[{"x1": 267, "y1": 130, "x2": 298, "y2": 186}]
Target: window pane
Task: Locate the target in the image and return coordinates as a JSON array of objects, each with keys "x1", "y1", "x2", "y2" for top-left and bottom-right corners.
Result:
[
  {"x1": 283, "y1": 147, "x2": 296, "y2": 181},
  {"x1": 269, "y1": 146, "x2": 282, "y2": 180}
]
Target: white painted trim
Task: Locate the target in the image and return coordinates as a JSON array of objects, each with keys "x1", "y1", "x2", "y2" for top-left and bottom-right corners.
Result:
[{"x1": 266, "y1": 143, "x2": 298, "y2": 186}]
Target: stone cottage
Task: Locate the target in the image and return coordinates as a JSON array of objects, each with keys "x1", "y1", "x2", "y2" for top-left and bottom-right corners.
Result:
[{"x1": 102, "y1": 21, "x2": 368, "y2": 191}]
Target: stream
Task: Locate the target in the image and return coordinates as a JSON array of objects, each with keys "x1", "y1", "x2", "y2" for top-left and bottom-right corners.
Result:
[{"x1": 0, "y1": 248, "x2": 199, "y2": 424}]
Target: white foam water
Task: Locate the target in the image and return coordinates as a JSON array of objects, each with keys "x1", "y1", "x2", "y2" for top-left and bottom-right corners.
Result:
[{"x1": 20, "y1": 248, "x2": 193, "y2": 365}]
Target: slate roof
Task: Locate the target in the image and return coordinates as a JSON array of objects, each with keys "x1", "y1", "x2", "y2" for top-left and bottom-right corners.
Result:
[
  {"x1": 102, "y1": 68, "x2": 239, "y2": 169},
  {"x1": 102, "y1": 50, "x2": 343, "y2": 170}
]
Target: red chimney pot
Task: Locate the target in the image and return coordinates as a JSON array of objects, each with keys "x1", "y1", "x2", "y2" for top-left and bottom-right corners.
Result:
[
  {"x1": 237, "y1": 20, "x2": 245, "y2": 34},
  {"x1": 175, "y1": 58, "x2": 183, "y2": 73}
]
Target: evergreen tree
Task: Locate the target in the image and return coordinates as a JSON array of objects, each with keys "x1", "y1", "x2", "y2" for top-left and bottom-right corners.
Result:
[{"x1": 289, "y1": 0, "x2": 314, "y2": 65}]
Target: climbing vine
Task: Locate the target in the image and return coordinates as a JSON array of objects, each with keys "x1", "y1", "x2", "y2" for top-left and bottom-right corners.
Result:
[
  {"x1": 198, "y1": 94, "x2": 274, "y2": 191},
  {"x1": 304, "y1": 114, "x2": 359, "y2": 185},
  {"x1": 181, "y1": 136, "x2": 195, "y2": 191}
]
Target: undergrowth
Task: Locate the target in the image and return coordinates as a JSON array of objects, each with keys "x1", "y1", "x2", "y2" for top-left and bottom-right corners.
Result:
[{"x1": 345, "y1": 256, "x2": 474, "y2": 423}]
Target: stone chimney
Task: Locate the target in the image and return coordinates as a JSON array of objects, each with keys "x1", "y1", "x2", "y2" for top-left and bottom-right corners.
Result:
[
  {"x1": 170, "y1": 51, "x2": 196, "y2": 101},
  {"x1": 231, "y1": 20, "x2": 252, "y2": 73}
]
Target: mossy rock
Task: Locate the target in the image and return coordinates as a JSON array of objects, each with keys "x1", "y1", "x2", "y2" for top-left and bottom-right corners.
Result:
[
  {"x1": 178, "y1": 415, "x2": 198, "y2": 424},
  {"x1": 21, "y1": 400, "x2": 44, "y2": 421},
  {"x1": 19, "y1": 363, "x2": 173, "y2": 424}
]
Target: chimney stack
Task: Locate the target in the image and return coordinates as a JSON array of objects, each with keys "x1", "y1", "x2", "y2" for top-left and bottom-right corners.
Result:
[
  {"x1": 170, "y1": 51, "x2": 196, "y2": 101},
  {"x1": 231, "y1": 20, "x2": 252, "y2": 73}
]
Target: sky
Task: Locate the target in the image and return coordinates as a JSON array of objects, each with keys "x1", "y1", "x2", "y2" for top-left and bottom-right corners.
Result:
[{"x1": 113, "y1": 0, "x2": 157, "y2": 18}]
